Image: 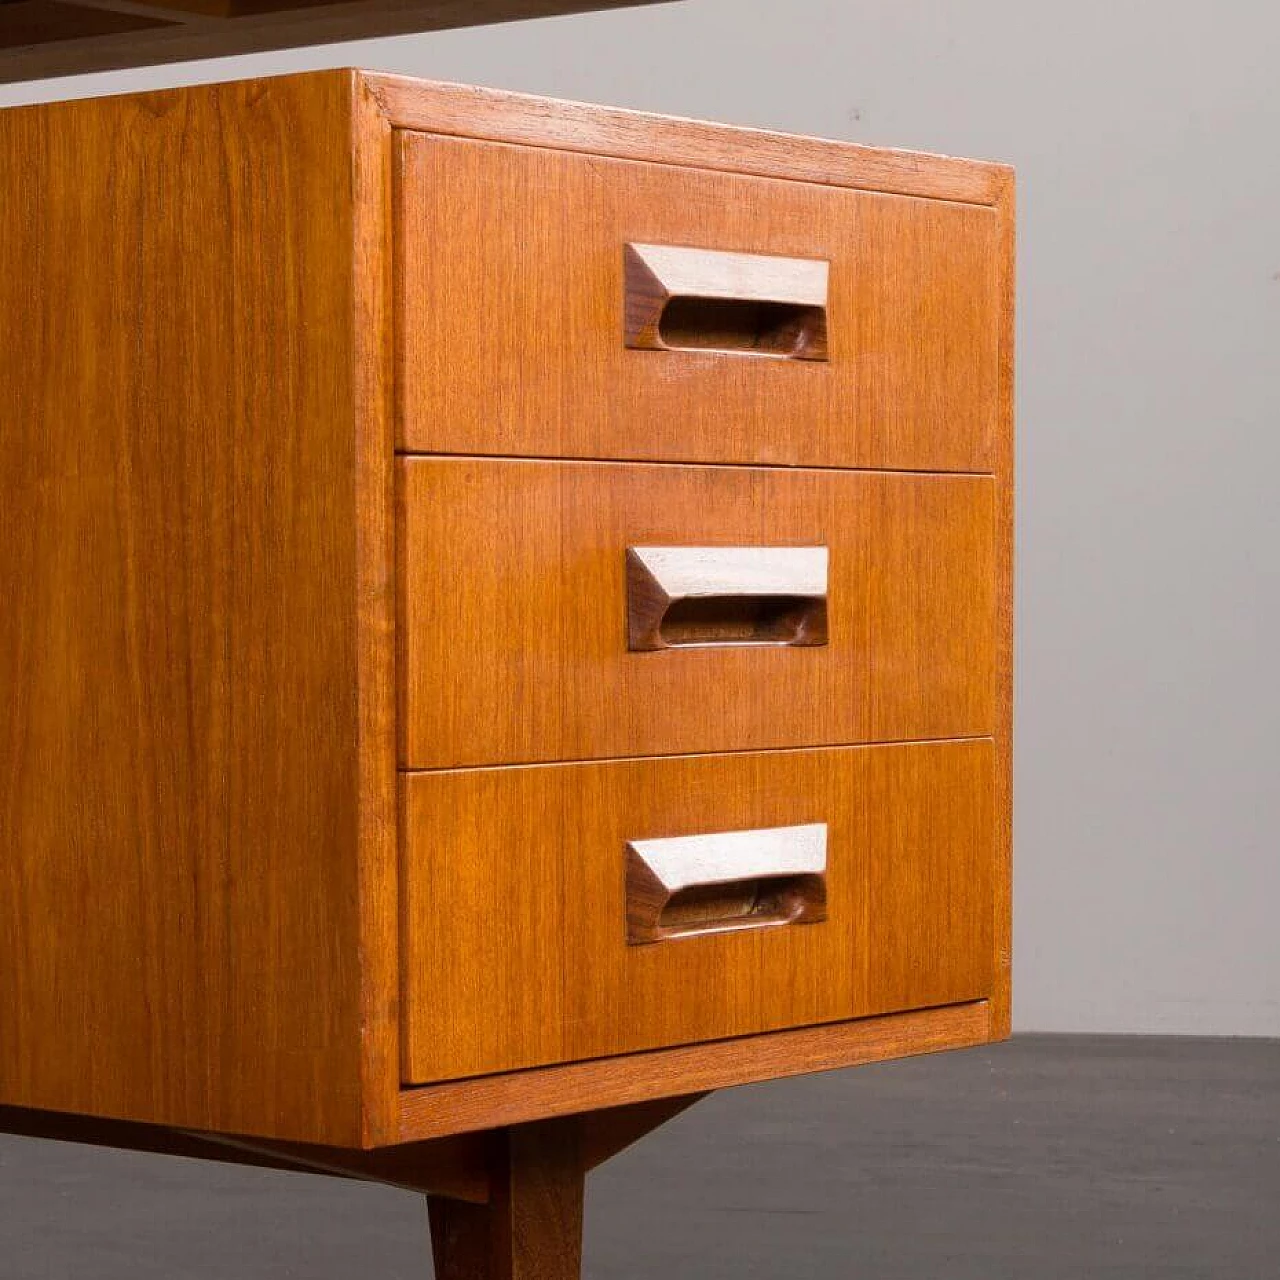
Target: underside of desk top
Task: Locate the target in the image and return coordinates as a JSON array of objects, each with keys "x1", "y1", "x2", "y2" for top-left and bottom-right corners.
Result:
[{"x1": 0, "y1": 0, "x2": 674, "y2": 83}]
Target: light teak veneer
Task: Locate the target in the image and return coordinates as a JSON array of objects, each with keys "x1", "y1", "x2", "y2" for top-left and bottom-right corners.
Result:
[
  {"x1": 398, "y1": 459, "x2": 996, "y2": 768},
  {"x1": 0, "y1": 70, "x2": 1013, "y2": 1280}
]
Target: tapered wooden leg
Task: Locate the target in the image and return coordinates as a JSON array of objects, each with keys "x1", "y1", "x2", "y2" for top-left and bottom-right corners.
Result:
[{"x1": 429, "y1": 1117, "x2": 585, "y2": 1280}]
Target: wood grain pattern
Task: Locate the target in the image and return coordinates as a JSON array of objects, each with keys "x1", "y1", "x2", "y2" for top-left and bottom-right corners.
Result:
[
  {"x1": 0, "y1": 72, "x2": 395, "y2": 1146},
  {"x1": 395, "y1": 133, "x2": 1000, "y2": 470},
  {"x1": 350, "y1": 70, "x2": 402, "y2": 1149},
  {"x1": 0, "y1": 69, "x2": 1012, "y2": 1152},
  {"x1": 399, "y1": 459, "x2": 995, "y2": 768},
  {"x1": 991, "y1": 170, "x2": 1017, "y2": 1038},
  {"x1": 384, "y1": 69, "x2": 1014, "y2": 1118},
  {"x1": 0, "y1": 2, "x2": 674, "y2": 83},
  {"x1": 429, "y1": 1119, "x2": 584, "y2": 1280},
  {"x1": 370, "y1": 73, "x2": 1010, "y2": 207},
  {"x1": 400, "y1": 741, "x2": 995, "y2": 1083},
  {"x1": 397, "y1": 1002, "x2": 991, "y2": 1142}
]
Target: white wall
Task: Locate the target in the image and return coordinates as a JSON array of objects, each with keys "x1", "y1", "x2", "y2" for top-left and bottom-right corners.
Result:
[{"x1": 6, "y1": 0, "x2": 1279, "y2": 1035}]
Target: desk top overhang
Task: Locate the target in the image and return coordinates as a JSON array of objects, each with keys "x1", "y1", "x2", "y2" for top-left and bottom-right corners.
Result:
[{"x1": 0, "y1": 0, "x2": 675, "y2": 83}]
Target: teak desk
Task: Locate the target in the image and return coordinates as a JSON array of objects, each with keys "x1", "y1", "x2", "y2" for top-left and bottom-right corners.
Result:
[{"x1": 0, "y1": 70, "x2": 1014, "y2": 1278}]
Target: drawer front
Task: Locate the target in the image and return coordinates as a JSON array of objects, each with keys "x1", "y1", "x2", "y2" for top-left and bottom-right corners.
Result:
[
  {"x1": 395, "y1": 133, "x2": 1000, "y2": 471},
  {"x1": 398, "y1": 458, "x2": 995, "y2": 769},
  {"x1": 400, "y1": 740, "x2": 995, "y2": 1084}
]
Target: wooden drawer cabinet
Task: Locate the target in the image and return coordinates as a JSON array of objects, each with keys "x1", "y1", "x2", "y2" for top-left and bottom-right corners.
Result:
[
  {"x1": 399, "y1": 457, "x2": 996, "y2": 767},
  {"x1": 401, "y1": 740, "x2": 995, "y2": 1083},
  {"x1": 396, "y1": 132, "x2": 1000, "y2": 470},
  {"x1": 1, "y1": 74, "x2": 1012, "y2": 1260}
]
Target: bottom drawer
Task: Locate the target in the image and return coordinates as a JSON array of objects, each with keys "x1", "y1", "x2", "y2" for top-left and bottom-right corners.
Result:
[{"x1": 400, "y1": 740, "x2": 995, "y2": 1085}]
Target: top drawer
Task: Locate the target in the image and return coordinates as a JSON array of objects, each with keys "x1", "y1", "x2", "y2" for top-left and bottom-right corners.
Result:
[{"x1": 395, "y1": 133, "x2": 1000, "y2": 471}]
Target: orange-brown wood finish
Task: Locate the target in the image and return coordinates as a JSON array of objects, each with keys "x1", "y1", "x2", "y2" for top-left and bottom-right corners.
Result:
[
  {"x1": 0, "y1": 72, "x2": 397, "y2": 1147},
  {"x1": 351, "y1": 67, "x2": 402, "y2": 1150},
  {"x1": 398, "y1": 459, "x2": 995, "y2": 768},
  {"x1": 366, "y1": 73, "x2": 1007, "y2": 207},
  {"x1": 396, "y1": 1002, "x2": 992, "y2": 1142},
  {"x1": 992, "y1": 172, "x2": 1017, "y2": 1039},
  {"x1": 400, "y1": 741, "x2": 994, "y2": 1083},
  {"x1": 396, "y1": 133, "x2": 999, "y2": 470},
  {"x1": 1, "y1": 69, "x2": 1013, "y2": 1184}
]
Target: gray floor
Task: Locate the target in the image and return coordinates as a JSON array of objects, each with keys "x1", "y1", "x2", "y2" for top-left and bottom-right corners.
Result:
[{"x1": 2, "y1": 1035, "x2": 1277, "y2": 1278}]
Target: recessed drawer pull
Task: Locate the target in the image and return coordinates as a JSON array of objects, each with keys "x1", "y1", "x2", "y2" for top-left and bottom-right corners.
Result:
[
  {"x1": 626, "y1": 546, "x2": 829, "y2": 650},
  {"x1": 626, "y1": 823, "x2": 828, "y2": 944},
  {"x1": 624, "y1": 243, "x2": 830, "y2": 360}
]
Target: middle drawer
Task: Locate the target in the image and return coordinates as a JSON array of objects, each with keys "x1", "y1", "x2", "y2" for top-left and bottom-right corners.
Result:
[{"x1": 399, "y1": 458, "x2": 995, "y2": 769}]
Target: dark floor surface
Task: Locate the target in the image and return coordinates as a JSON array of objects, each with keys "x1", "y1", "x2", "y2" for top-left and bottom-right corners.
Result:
[{"x1": 2, "y1": 1035, "x2": 1278, "y2": 1278}]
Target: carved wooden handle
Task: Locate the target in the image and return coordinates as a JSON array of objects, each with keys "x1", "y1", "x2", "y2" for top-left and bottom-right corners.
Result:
[
  {"x1": 626, "y1": 546, "x2": 829, "y2": 650},
  {"x1": 626, "y1": 824, "x2": 828, "y2": 944},
  {"x1": 624, "y1": 243, "x2": 830, "y2": 360}
]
